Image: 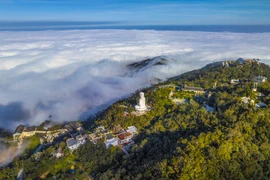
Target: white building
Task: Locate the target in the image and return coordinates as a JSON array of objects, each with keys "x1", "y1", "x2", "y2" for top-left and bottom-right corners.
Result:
[
  {"x1": 105, "y1": 138, "x2": 119, "y2": 148},
  {"x1": 230, "y1": 79, "x2": 240, "y2": 84},
  {"x1": 76, "y1": 135, "x2": 86, "y2": 145},
  {"x1": 135, "y1": 92, "x2": 147, "y2": 111},
  {"x1": 66, "y1": 138, "x2": 80, "y2": 151},
  {"x1": 254, "y1": 76, "x2": 267, "y2": 83},
  {"x1": 104, "y1": 133, "x2": 119, "y2": 148},
  {"x1": 126, "y1": 126, "x2": 138, "y2": 135}
]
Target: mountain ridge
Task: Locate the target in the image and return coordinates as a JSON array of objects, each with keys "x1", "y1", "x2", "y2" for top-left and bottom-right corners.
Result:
[{"x1": 1, "y1": 58, "x2": 270, "y2": 179}]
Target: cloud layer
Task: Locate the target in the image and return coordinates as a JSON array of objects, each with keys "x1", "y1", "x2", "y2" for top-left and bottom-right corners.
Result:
[
  {"x1": 0, "y1": 30, "x2": 270, "y2": 130},
  {"x1": 0, "y1": 142, "x2": 28, "y2": 168}
]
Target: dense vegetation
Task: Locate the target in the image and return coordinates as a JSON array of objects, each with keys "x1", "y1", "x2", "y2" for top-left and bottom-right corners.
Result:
[{"x1": 1, "y1": 60, "x2": 270, "y2": 179}]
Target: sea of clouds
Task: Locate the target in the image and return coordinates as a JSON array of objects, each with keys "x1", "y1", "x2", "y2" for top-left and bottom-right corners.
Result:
[{"x1": 0, "y1": 29, "x2": 270, "y2": 130}]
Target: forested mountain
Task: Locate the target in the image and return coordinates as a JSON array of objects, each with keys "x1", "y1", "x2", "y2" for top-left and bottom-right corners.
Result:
[{"x1": 1, "y1": 59, "x2": 270, "y2": 180}]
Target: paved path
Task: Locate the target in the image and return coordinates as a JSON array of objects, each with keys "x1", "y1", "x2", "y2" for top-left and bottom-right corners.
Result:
[{"x1": 122, "y1": 148, "x2": 129, "y2": 155}]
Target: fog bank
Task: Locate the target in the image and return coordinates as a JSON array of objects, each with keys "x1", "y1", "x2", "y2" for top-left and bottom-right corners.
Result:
[{"x1": 0, "y1": 30, "x2": 270, "y2": 130}]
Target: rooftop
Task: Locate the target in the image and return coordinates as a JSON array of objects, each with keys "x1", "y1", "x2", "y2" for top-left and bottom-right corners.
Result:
[
  {"x1": 76, "y1": 135, "x2": 84, "y2": 141},
  {"x1": 256, "y1": 102, "x2": 267, "y2": 108},
  {"x1": 254, "y1": 76, "x2": 267, "y2": 82},
  {"x1": 69, "y1": 121, "x2": 82, "y2": 129},
  {"x1": 105, "y1": 138, "x2": 118, "y2": 148},
  {"x1": 89, "y1": 133, "x2": 97, "y2": 140},
  {"x1": 106, "y1": 133, "x2": 114, "y2": 140},
  {"x1": 66, "y1": 138, "x2": 77, "y2": 147},
  {"x1": 118, "y1": 132, "x2": 132, "y2": 140},
  {"x1": 64, "y1": 124, "x2": 75, "y2": 132},
  {"x1": 182, "y1": 85, "x2": 204, "y2": 91},
  {"x1": 126, "y1": 126, "x2": 138, "y2": 134}
]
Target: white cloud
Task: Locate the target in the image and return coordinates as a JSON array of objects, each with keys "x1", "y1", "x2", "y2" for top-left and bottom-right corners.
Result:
[
  {"x1": 0, "y1": 29, "x2": 270, "y2": 130},
  {"x1": 0, "y1": 142, "x2": 29, "y2": 168}
]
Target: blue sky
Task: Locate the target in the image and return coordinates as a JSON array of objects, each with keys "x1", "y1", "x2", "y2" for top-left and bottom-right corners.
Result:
[{"x1": 0, "y1": 0, "x2": 270, "y2": 25}]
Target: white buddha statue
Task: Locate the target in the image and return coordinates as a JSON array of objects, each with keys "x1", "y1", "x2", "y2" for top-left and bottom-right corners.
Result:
[{"x1": 135, "y1": 92, "x2": 147, "y2": 111}]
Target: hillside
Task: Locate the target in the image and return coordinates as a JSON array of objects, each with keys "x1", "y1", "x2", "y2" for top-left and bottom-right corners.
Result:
[{"x1": 1, "y1": 59, "x2": 270, "y2": 179}]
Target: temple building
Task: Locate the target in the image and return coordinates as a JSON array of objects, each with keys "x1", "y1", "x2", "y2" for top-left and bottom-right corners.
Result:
[{"x1": 135, "y1": 92, "x2": 147, "y2": 111}]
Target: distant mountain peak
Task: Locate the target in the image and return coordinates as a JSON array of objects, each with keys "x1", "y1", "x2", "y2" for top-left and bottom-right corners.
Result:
[{"x1": 127, "y1": 56, "x2": 168, "y2": 73}]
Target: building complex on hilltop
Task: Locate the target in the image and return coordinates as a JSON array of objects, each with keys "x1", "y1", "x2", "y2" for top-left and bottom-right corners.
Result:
[{"x1": 88, "y1": 125, "x2": 138, "y2": 151}]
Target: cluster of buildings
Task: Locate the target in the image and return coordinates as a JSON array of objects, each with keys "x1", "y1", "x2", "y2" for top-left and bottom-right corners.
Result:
[
  {"x1": 206, "y1": 58, "x2": 261, "y2": 70},
  {"x1": 240, "y1": 97, "x2": 267, "y2": 108},
  {"x1": 167, "y1": 72, "x2": 269, "y2": 112},
  {"x1": 12, "y1": 114, "x2": 138, "y2": 155},
  {"x1": 64, "y1": 121, "x2": 138, "y2": 153},
  {"x1": 88, "y1": 125, "x2": 138, "y2": 151},
  {"x1": 230, "y1": 76, "x2": 267, "y2": 86},
  {"x1": 238, "y1": 75, "x2": 269, "y2": 109},
  {"x1": 236, "y1": 58, "x2": 261, "y2": 65},
  {"x1": 13, "y1": 121, "x2": 83, "y2": 144},
  {"x1": 64, "y1": 121, "x2": 89, "y2": 151}
]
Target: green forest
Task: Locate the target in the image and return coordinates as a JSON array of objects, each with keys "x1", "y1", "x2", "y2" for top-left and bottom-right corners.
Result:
[{"x1": 1, "y1": 60, "x2": 270, "y2": 179}]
